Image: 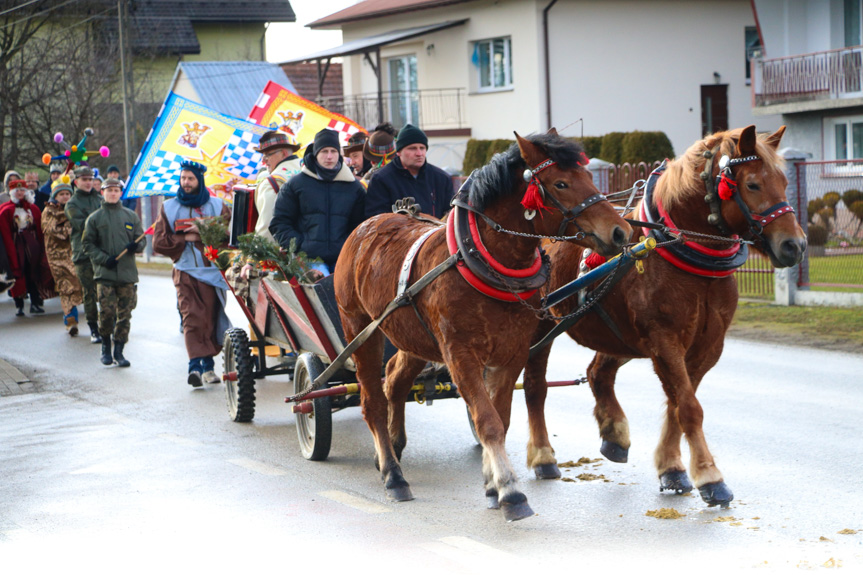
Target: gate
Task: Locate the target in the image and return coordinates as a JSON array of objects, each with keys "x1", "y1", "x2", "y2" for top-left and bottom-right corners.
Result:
[{"x1": 795, "y1": 161, "x2": 863, "y2": 293}]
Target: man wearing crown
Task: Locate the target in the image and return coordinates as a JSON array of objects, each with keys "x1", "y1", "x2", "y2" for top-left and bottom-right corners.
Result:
[
  {"x1": 253, "y1": 130, "x2": 302, "y2": 241},
  {"x1": 152, "y1": 160, "x2": 232, "y2": 388}
]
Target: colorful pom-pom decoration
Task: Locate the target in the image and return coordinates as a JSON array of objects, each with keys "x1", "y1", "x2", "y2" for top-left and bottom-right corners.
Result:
[
  {"x1": 64, "y1": 150, "x2": 71, "y2": 157},
  {"x1": 61, "y1": 174, "x2": 71, "y2": 184},
  {"x1": 99, "y1": 146, "x2": 110, "y2": 158},
  {"x1": 42, "y1": 153, "x2": 51, "y2": 165},
  {"x1": 71, "y1": 145, "x2": 78, "y2": 152},
  {"x1": 82, "y1": 156, "x2": 89, "y2": 162},
  {"x1": 54, "y1": 132, "x2": 64, "y2": 143}
]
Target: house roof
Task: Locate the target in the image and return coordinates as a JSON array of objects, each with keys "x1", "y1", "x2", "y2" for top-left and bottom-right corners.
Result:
[
  {"x1": 281, "y1": 19, "x2": 468, "y2": 64},
  {"x1": 308, "y1": 0, "x2": 475, "y2": 29},
  {"x1": 173, "y1": 62, "x2": 296, "y2": 118},
  {"x1": 281, "y1": 63, "x2": 344, "y2": 101},
  {"x1": 96, "y1": 0, "x2": 296, "y2": 55}
]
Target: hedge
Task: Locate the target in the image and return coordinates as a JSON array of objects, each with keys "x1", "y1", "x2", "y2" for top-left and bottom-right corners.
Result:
[{"x1": 461, "y1": 130, "x2": 674, "y2": 173}]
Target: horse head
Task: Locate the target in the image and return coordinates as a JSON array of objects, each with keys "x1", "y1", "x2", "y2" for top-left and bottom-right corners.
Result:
[
  {"x1": 707, "y1": 125, "x2": 807, "y2": 268},
  {"x1": 513, "y1": 130, "x2": 631, "y2": 256}
]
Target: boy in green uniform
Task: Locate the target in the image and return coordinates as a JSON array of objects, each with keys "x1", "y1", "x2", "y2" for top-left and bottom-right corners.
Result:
[
  {"x1": 82, "y1": 178, "x2": 145, "y2": 367},
  {"x1": 65, "y1": 166, "x2": 103, "y2": 343}
]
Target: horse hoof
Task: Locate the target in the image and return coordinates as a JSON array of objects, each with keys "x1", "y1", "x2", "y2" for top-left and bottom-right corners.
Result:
[
  {"x1": 486, "y1": 488, "x2": 500, "y2": 509},
  {"x1": 699, "y1": 481, "x2": 734, "y2": 508},
  {"x1": 600, "y1": 440, "x2": 628, "y2": 463},
  {"x1": 501, "y1": 501, "x2": 535, "y2": 522},
  {"x1": 659, "y1": 470, "x2": 694, "y2": 494},
  {"x1": 534, "y1": 463, "x2": 561, "y2": 480},
  {"x1": 386, "y1": 485, "x2": 415, "y2": 502}
]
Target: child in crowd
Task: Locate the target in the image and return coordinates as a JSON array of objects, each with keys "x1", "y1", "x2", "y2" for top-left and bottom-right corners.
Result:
[
  {"x1": 42, "y1": 180, "x2": 84, "y2": 335},
  {"x1": 82, "y1": 178, "x2": 145, "y2": 367}
]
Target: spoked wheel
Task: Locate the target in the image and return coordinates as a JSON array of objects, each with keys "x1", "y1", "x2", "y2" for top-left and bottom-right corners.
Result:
[
  {"x1": 294, "y1": 353, "x2": 332, "y2": 461},
  {"x1": 223, "y1": 328, "x2": 256, "y2": 422},
  {"x1": 466, "y1": 404, "x2": 481, "y2": 445}
]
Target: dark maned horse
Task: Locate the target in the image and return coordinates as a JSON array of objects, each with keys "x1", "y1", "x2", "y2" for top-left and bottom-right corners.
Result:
[
  {"x1": 335, "y1": 131, "x2": 632, "y2": 521},
  {"x1": 522, "y1": 126, "x2": 806, "y2": 507}
]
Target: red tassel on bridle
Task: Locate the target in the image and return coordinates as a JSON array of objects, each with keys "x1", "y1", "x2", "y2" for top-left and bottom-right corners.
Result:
[
  {"x1": 521, "y1": 158, "x2": 556, "y2": 214},
  {"x1": 718, "y1": 170, "x2": 737, "y2": 201}
]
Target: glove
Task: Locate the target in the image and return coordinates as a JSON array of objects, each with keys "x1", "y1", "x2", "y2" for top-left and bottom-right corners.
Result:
[
  {"x1": 104, "y1": 256, "x2": 118, "y2": 269},
  {"x1": 124, "y1": 241, "x2": 137, "y2": 254}
]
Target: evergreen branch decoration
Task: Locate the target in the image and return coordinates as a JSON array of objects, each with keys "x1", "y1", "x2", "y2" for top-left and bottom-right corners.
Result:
[{"x1": 236, "y1": 233, "x2": 321, "y2": 282}]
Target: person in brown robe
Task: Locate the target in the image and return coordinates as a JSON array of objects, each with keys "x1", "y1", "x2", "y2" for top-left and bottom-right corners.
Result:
[
  {"x1": 151, "y1": 160, "x2": 232, "y2": 387},
  {"x1": 41, "y1": 181, "x2": 84, "y2": 334}
]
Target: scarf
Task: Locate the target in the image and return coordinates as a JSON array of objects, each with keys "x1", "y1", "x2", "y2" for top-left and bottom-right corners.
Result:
[{"x1": 175, "y1": 166, "x2": 210, "y2": 207}]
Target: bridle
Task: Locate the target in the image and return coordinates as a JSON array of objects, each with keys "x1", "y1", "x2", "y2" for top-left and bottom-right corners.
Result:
[
  {"x1": 702, "y1": 147, "x2": 795, "y2": 246},
  {"x1": 521, "y1": 157, "x2": 608, "y2": 237}
]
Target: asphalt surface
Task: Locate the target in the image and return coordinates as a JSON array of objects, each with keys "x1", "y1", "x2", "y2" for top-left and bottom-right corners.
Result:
[{"x1": 1, "y1": 273, "x2": 862, "y2": 573}]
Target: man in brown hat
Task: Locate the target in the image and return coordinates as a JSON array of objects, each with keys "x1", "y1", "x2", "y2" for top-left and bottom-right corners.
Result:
[
  {"x1": 360, "y1": 122, "x2": 397, "y2": 186},
  {"x1": 254, "y1": 130, "x2": 302, "y2": 241},
  {"x1": 343, "y1": 131, "x2": 370, "y2": 180}
]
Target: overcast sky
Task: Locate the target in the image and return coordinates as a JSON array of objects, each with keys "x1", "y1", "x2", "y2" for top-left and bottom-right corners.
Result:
[{"x1": 266, "y1": 0, "x2": 358, "y2": 63}]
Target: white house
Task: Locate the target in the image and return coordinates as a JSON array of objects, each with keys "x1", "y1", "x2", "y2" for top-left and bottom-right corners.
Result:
[
  {"x1": 286, "y1": 0, "x2": 781, "y2": 172},
  {"x1": 751, "y1": 0, "x2": 863, "y2": 161}
]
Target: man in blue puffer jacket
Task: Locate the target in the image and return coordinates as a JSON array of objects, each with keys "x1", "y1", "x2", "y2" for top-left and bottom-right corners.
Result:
[{"x1": 270, "y1": 128, "x2": 365, "y2": 275}]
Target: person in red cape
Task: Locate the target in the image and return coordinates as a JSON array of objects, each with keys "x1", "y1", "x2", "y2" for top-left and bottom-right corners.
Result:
[{"x1": 0, "y1": 179, "x2": 55, "y2": 316}]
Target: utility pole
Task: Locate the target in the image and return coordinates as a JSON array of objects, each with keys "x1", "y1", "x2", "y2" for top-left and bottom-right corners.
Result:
[{"x1": 118, "y1": 0, "x2": 131, "y2": 175}]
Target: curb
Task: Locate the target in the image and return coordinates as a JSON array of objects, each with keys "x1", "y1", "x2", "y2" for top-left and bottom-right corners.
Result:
[{"x1": 0, "y1": 357, "x2": 33, "y2": 396}]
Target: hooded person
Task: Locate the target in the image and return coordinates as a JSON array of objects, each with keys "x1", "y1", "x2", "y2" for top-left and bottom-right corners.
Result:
[
  {"x1": 42, "y1": 180, "x2": 84, "y2": 334},
  {"x1": 269, "y1": 128, "x2": 365, "y2": 276},
  {"x1": 37, "y1": 164, "x2": 64, "y2": 210},
  {"x1": 364, "y1": 123, "x2": 454, "y2": 220},
  {"x1": 152, "y1": 160, "x2": 233, "y2": 387},
  {"x1": 0, "y1": 179, "x2": 55, "y2": 316},
  {"x1": 2, "y1": 170, "x2": 22, "y2": 205},
  {"x1": 253, "y1": 130, "x2": 302, "y2": 241}
]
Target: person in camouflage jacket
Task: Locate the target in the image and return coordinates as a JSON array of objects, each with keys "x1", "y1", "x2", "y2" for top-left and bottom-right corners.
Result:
[
  {"x1": 82, "y1": 178, "x2": 145, "y2": 367},
  {"x1": 42, "y1": 181, "x2": 83, "y2": 335}
]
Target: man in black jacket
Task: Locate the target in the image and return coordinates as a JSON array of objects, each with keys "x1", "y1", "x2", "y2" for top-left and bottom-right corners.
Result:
[
  {"x1": 364, "y1": 123, "x2": 454, "y2": 219},
  {"x1": 269, "y1": 128, "x2": 365, "y2": 275}
]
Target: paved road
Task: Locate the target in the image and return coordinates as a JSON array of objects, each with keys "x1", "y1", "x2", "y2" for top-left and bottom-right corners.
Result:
[{"x1": 1, "y1": 274, "x2": 862, "y2": 572}]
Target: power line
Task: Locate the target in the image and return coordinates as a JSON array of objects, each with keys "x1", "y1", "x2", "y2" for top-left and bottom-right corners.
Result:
[
  {"x1": 0, "y1": 0, "x2": 43, "y2": 18},
  {"x1": 0, "y1": 0, "x2": 86, "y2": 30}
]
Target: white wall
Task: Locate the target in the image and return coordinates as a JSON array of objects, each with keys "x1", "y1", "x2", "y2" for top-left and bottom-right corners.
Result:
[{"x1": 548, "y1": 0, "x2": 782, "y2": 157}]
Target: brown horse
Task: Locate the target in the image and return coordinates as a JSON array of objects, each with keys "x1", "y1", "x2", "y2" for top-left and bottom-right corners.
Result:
[
  {"x1": 522, "y1": 125, "x2": 807, "y2": 507},
  {"x1": 335, "y1": 131, "x2": 632, "y2": 521}
]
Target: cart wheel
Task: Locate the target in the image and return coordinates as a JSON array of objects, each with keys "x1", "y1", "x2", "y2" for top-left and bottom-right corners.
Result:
[
  {"x1": 467, "y1": 405, "x2": 481, "y2": 445},
  {"x1": 294, "y1": 353, "x2": 332, "y2": 461},
  {"x1": 223, "y1": 328, "x2": 256, "y2": 422}
]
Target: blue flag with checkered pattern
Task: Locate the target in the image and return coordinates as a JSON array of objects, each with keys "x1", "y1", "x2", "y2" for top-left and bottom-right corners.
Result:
[{"x1": 124, "y1": 92, "x2": 270, "y2": 201}]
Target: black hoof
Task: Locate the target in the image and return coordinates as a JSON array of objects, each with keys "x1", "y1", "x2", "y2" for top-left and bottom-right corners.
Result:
[
  {"x1": 501, "y1": 501, "x2": 535, "y2": 522},
  {"x1": 534, "y1": 463, "x2": 561, "y2": 480},
  {"x1": 659, "y1": 470, "x2": 694, "y2": 494},
  {"x1": 699, "y1": 481, "x2": 734, "y2": 508},
  {"x1": 600, "y1": 440, "x2": 628, "y2": 463},
  {"x1": 385, "y1": 484, "x2": 414, "y2": 502},
  {"x1": 486, "y1": 487, "x2": 500, "y2": 509}
]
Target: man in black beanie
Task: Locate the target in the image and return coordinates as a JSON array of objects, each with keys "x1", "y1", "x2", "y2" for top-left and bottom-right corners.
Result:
[
  {"x1": 364, "y1": 123, "x2": 453, "y2": 219},
  {"x1": 269, "y1": 128, "x2": 365, "y2": 276}
]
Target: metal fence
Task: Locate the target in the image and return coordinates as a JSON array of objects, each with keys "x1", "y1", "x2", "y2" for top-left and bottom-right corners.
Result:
[
  {"x1": 795, "y1": 160, "x2": 863, "y2": 292},
  {"x1": 753, "y1": 46, "x2": 863, "y2": 107}
]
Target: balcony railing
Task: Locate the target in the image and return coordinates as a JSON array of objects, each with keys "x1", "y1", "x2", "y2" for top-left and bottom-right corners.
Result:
[
  {"x1": 317, "y1": 88, "x2": 467, "y2": 131},
  {"x1": 753, "y1": 46, "x2": 863, "y2": 107}
]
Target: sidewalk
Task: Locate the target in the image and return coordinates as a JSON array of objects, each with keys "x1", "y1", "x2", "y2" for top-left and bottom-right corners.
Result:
[{"x1": 0, "y1": 357, "x2": 33, "y2": 396}]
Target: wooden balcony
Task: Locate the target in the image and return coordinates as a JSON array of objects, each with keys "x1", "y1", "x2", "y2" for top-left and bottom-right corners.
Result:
[{"x1": 752, "y1": 46, "x2": 863, "y2": 111}]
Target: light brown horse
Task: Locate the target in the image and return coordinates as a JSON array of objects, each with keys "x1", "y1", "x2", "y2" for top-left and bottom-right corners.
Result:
[
  {"x1": 335, "y1": 131, "x2": 632, "y2": 521},
  {"x1": 523, "y1": 126, "x2": 807, "y2": 507}
]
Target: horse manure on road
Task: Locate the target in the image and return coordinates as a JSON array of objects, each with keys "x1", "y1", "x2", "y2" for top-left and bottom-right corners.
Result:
[
  {"x1": 837, "y1": 529, "x2": 858, "y2": 535},
  {"x1": 558, "y1": 457, "x2": 603, "y2": 467},
  {"x1": 646, "y1": 508, "x2": 685, "y2": 519}
]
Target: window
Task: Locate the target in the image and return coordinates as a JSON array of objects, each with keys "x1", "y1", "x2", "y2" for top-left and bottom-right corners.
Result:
[
  {"x1": 825, "y1": 115, "x2": 863, "y2": 160},
  {"x1": 845, "y1": 0, "x2": 861, "y2": 47},
  {"x1": 387, "y1": 55, "x2": 418, "y2": 127},
  {"x1": 745, "y1": 26, "x2": 762, "y2": 84},
  {"x1": 473, "y1": 37, "x2": 512, "y2": 91}
]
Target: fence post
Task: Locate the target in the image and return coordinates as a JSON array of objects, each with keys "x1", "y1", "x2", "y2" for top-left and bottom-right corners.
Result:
[{"x1": 774, "y1": 148, "x2": 809, "y2": 305}]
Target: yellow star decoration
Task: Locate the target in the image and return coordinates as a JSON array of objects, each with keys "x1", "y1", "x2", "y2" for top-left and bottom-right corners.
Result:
[{"x1": 194, "y1": 145, "x2": 244, "y2": 185}]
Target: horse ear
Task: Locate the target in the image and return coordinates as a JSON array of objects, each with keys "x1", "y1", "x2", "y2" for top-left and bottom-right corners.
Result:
[
  {"x1": 547, "y1": 127, "x2": 559, "y2": 136},
  {"x1": 736, "y1": 125, "x2": 757, "y2": 155},
  {"x1": 514, "y1": 131, "x2": 543, "y2": 166},
  {"x1": 764, "y1": 125, "x2": 786, "y2": 150}
]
